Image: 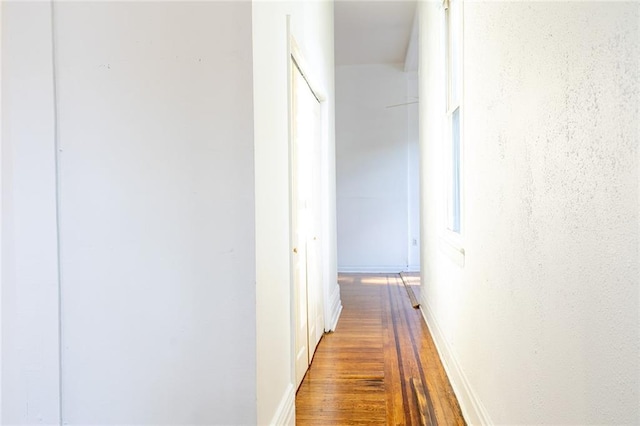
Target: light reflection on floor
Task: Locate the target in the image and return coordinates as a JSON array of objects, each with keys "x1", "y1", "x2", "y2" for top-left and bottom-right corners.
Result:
[
  {"x1": 338, "y1": 273, "x2": 390, "y2": 286},
  {"x1": 338, "y1": 273, "x2": 422, "y2": 301}
]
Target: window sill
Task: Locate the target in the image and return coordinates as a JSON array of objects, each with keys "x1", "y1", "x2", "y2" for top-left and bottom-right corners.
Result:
[{"x1": 440, "y1": 231, "x2": 465, "y2": 267}]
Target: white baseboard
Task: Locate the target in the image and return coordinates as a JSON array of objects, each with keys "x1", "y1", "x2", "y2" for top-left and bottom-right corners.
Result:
[
  {"x1": 338, "y1": 265, "x2": 410, "y2": 273},
  {"x1": 419, "y1": 301, "x2": 493, "y2": 426},
  {"x1": 269, "y1": 383, "x2": 295, "y2": 426},
  {"x1": 326, "y1": 283, "x2": 343, "y2": 332}
]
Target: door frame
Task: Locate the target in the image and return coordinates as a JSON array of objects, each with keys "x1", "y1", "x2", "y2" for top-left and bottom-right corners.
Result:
[{"x1": 286, "y1": 19, "x2": 329, "y2": 387}]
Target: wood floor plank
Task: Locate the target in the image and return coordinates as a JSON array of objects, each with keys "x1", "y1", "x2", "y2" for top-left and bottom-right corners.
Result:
[
  {"x1": 382, "y1": 277, "x2": 409, "y2": 426},
  {"x1": 411, "y1": 377, "x2": 429, "y2": 426},
  {"x1": 296, "y1": 273, "x2": 465, "y2": 426}
]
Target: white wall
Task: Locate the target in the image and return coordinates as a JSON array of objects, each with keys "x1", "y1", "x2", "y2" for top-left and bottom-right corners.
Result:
[
  {"x1": 336, "y1": 63, "x2": 419, "y2": 272},
  {"x1": 0, "y1": 2, "x2": 3, "y2": 419},
  {"x1": 252, "y1": 1, "x2": 338, "y2": 424},
  {"x1": 407, "y1": 71, "x2": 420, "y2": 269},
  {"x1": 55, "y1": 3, "x2": 256, "y2": 424},
  {"x1": 3, "y1": 2, "x2": 257, "y2": 424},
  {"x1": 419, "y1": 1, "x2": 639, "y2": 424},
  {"x1": 1, "y1": 3, "x2": 61, "y2": 423}
]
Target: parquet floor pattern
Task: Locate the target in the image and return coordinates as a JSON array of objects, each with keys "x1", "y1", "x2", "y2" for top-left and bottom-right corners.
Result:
[{"x1": 296, "y1": 274, "x2": 465, "y2": 426}]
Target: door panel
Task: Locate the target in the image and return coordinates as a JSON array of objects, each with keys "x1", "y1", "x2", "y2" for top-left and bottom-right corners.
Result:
[
  {"x1": 292, "y1": 60, "x2": 324, "y2": 388},
  {"x1": 292, "y1": 64, "x2": 310, "y2": 387},
  {"x1": 306, "y1": 86, "x2": 324, "y2": 357}
]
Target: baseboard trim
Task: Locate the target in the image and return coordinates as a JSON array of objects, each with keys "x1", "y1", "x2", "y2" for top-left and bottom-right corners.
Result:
[
  {"x1": 326, "y1": 283, "x2": 343, "y2": 332},
  {"x1": 269, "y1": 383, "x2": 295, "y2": 426},
  {"x1": 419, "y1": 300, "x2": 493, "y2": 426},
  {"x1": 338, "y1": 265, "x2": 410, "y2": 273}
]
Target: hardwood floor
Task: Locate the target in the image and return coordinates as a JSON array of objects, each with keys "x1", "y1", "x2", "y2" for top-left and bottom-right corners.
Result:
[{"x1": 296, "y1": 274, "x2": 465, "y2": 426}]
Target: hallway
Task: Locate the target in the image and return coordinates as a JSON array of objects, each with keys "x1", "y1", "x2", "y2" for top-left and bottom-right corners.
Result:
[
  {"x1": 2, "y1": 1, "x2": 638, "y2": 424},
  {"x1": 296, "y1": 274, "x2": 465, "y2": 425}
]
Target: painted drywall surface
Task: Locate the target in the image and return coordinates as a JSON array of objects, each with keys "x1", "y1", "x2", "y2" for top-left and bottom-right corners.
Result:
[
  {"x1": 252, "y1": 1, "x2": 337, "y2": 423},
  {"x1": 0, "y1": 1, "x2": 3, "y2": 421},
  {"x1": 53, "y1": 2, "x2": 256, "y2": 424},
  {"x1": 1, "y1": 3, "x2": 61, "y2": 423},
  {"x1": 420, "y1": 1, "x2": 639, "y2": 424},
  {"x1": 0, "y1": 2, "x2": 3, "y2": 419},
  {"x1": 407, "y1": 71, "x2": 420, "y2": 270},
  {"x1": 336, "y1": 63, "x2": 415, "y2": 271}
]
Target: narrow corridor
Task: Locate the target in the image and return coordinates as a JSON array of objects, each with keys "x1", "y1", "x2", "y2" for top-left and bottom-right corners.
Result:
[{"x1": 296, "y1": 274, "x2": 465, "y2": 425}]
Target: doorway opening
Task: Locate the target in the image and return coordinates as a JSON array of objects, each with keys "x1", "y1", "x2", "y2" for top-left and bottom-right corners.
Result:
[{"x1": 334, "y1": 1, "x2": 421, "y2": 278}]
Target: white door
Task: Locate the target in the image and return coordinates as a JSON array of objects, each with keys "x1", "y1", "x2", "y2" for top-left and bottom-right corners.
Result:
[
  {"x1": 305, "y1": 87, "x2": 324, "y2": 357},
  {"x1": 291, "y1": 60, "x2": 324, "y2": 388}
]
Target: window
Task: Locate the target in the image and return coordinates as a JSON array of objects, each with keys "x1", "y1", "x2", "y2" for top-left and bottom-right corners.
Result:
[{"x1": 444, "y1": 0, "x2": 462, "y2": 234}]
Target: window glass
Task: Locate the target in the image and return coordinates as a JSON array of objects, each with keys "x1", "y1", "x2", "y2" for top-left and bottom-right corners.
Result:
[{"x1": 451, "y1": 108, "x2": 461, "y2": 233}]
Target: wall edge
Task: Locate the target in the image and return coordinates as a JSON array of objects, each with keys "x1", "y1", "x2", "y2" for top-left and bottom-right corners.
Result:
[
  {"x1": 269, "y1": 382, "x2": 295, "y2": 426},
  {"x1": 419, "y1": 299, "x2": 493, "y2": 426},
  {"x1": 326, "y1": 282, "x2": 342, "y2": 332}
]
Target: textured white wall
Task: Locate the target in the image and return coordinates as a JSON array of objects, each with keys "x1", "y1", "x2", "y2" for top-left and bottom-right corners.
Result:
[
  {"x1": 336, "y1": 63, "x2": 419, "y2": 272},
  {"x1": 252, "y1": 1, "x2": 338, "y2": 424},
  {"x1": 1, "y1": 3, "x2": 61, "y2": 423},
  {"x1": 420, "y1": 1, "x2": 639, "y2": 424}
]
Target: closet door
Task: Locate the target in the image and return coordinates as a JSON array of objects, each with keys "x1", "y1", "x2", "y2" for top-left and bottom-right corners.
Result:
[{"x1": 291, "y1": 58, "x2": 324, "y2": 388}]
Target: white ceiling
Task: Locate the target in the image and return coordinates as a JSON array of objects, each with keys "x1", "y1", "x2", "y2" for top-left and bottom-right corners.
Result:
[{"x1": 334, "y1": 0, "x2": 417, "y2": 67}]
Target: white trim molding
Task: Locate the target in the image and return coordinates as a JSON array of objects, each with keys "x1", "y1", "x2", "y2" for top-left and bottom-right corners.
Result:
[
  {"x1": 439, "y1": 233, "x2": 465, "y2": 267},
  {"x1": 326, "y1": 282, "x2": 343, "y2": 332},
  {"x1": 420, "y1": 300, "x2": 493, "y2": 426},
  {"x1": 269, "y1": 383, "x2": 295, "y2": 426},
  {"x1": 338, "y1": 265, "x2": 415, "y2": 274}
]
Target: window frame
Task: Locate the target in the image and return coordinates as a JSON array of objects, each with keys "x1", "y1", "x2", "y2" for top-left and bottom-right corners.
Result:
[{"x1": 442, "y1": 0, "x2": 465, "y2": 264}]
